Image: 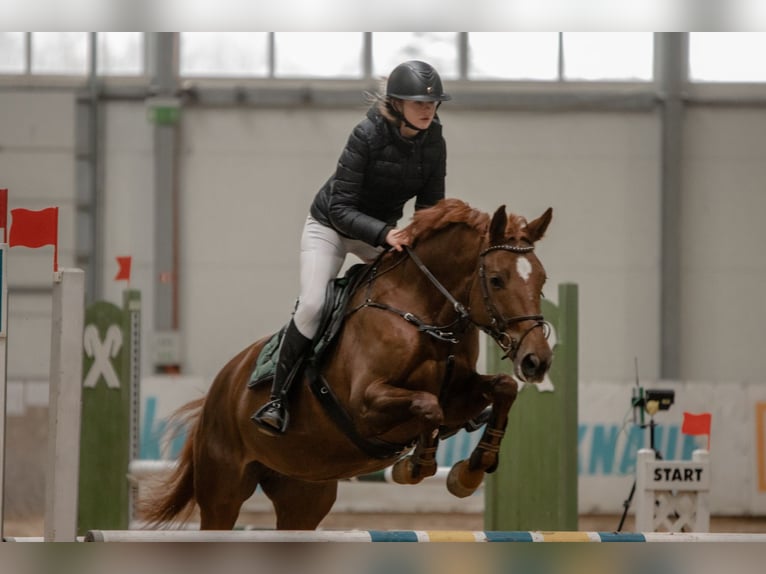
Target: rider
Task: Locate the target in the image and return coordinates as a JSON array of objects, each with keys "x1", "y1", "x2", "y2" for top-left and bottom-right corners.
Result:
[{"x1": 252, "y1": 60, "x2": 451, "y2": 434}]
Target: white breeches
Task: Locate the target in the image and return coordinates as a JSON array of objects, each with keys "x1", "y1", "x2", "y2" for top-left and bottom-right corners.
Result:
[{"x1": 292, "y1": 215, "x2": 382, "y2": 339}]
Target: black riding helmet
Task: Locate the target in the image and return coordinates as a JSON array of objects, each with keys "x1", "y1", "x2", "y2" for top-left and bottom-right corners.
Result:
[{"x1": 386, "y1": 60, "x2": 451, "y2": 102}]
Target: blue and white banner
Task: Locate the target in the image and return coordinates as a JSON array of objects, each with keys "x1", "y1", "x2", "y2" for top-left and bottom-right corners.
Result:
[{"x1": 139, "y1": 375, "x2": 766, "y2": 515}]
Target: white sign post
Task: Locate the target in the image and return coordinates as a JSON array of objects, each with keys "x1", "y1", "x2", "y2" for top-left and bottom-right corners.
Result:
[
  {"x1": 0, "y1": 244, "x2": 8, "y2": 540},
  {"x1": 635, "y1": 448, "x2": 711, "y2": 532},
  {"x1": 44, "y1": 268, "x2": 85, "y2": 542}
]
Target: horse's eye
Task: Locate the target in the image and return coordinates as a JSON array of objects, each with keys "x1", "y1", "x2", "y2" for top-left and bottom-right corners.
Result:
[{"x1": 489, "y1": 276, "x2": 504, "y2": 289}]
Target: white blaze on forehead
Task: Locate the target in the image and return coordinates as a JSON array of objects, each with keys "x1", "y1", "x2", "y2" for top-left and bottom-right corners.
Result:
[{"x1": 516, "y1": 256, "x2": 533, "y2": 282}]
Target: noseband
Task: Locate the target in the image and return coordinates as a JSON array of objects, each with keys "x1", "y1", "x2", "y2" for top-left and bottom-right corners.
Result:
[{"x1": 477, "y1": 244, "x2": 549, "y2": 359}]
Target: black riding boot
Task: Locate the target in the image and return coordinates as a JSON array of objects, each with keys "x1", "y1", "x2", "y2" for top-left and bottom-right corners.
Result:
[{"x1": 251, "y1": 320, "x2": 312, "y2": 435}]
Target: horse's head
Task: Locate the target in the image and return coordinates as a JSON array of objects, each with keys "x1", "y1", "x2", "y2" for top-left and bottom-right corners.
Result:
[{"x1": 472, "y1": 205, "x2": 554, "y2": 383}]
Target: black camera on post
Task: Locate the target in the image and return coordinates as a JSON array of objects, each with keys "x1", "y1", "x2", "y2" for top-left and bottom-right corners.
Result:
[
  {"x1": 632, "y1": 387, "x2": 675, "y2": 420},
  {"x1": 618, "y1": 385, "x2": 676, "y2": 532},
  {"x1": 618, "y1": 359, "x2": 678, "y2": 532}
]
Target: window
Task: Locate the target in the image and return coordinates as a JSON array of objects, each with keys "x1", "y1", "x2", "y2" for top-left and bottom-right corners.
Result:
[
  {"x1": 689, "y1": 33, "x2": 766, "y2": 82},
  {"x1": 180, "y1": 32, "x2": 269, "y2": 78},
  {"x1": 372, "y1": 33, "x2": 459, "y2": 79},
  {"x1": 98, "y1": 33, "x2": 144, "y2": 76},
  {"x1": 9, "y1": 32, "x2": 766, "y2": 87},
  {"x1": 0, "y1": 32, "x2": 24, "y2": 74},
  {"x1": 274, "y1": 33, "x2": 363, "y2": 78},
  {"x1": 563, "y1": 33, "x2": 653, "y2": 81},
  {"x1": 469, "y1": 33, "x2": 559, "y2": 80},
  {"x1": 31, "y1": 32, "x2": 88, "y2": 75}
]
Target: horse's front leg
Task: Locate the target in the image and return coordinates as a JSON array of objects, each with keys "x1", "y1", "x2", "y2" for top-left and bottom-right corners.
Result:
[
  {"x1": 390, "y1": 429, "x2": 440, "y2": 485},
  {"x1": 446, "y1": 372, "x2": 518, "y2": 498},
  {"x1": 359, "y1": 382, "x2": 443, "y2": 485}
]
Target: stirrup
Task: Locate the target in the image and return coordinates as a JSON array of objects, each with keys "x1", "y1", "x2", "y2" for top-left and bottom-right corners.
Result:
[{"x1": 251, "y1": 399, "x2": 289, "y2": 435}]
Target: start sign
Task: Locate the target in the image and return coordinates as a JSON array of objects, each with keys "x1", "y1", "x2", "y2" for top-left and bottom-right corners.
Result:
[
  {"x1": 646, "y1": 457, "x2": 710, "y2": 491},
  {"x1": 653, "y1": 466, "x2": 704, "y2": 483}
]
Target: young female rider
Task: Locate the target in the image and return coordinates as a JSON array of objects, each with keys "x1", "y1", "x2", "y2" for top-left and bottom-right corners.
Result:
[{"x1": 252, "y1": 60, "x2": 451, "y2": 434}]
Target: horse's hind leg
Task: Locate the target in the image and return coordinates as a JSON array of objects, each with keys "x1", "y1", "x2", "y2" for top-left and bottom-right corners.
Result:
[
  {"x1": 259, "y1": 473, "x2": 338, "y2": 530},
  {"x1": 196, "y1": 457, "x2": 260, "y2": 530}
]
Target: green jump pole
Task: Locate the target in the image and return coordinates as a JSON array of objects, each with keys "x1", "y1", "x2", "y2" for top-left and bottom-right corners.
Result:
[
  {"x1": 484, "y1": 283, "x2": 578, "y2": 531},
  {"x1": 78, "y1": 290, "x2": 140, "y2": 535}
]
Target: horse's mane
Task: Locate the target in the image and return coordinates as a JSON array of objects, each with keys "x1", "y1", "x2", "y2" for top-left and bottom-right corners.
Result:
[{"x1": 405, "y1": 198, "x2": 490, "y2": 244}]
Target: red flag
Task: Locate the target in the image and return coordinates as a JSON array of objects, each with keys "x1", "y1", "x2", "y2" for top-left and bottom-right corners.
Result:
[
  {"x1": 682, "y1": 412, "x2": 712, "y2": 450},
  {"x1": 9, "y1": 207, "x2": 59, "y2": 271},
  {"x1": 0, "y1": 189, "x2": 7, "y2": 243},
  {"x1": 115, "y1": 256, "x2": 132, "y2": 282},
  {"x1": 682, "y1": 412, "x2": 712, "y2": 435}
]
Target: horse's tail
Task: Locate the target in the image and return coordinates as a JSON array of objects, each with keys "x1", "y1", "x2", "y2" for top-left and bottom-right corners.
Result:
[{"x1": 138, "y1": 397, "x2": 205, "y2": 528}]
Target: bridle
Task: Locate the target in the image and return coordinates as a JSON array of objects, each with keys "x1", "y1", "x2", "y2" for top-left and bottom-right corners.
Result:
[
  {"x1": 351, "y1": 243, "x2": 549, "y2": 361},
  {"x1": 476, "y1": 244, "x2": 550, "y2": 359}
]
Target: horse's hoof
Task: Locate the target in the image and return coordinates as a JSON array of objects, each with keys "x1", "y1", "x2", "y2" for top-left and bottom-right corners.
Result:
[
  {"x1": 391, "y1": 457, "x2": 413, "y2": 484},
  {"x1": 391, "y1": 457, "x2": 424, "y2": 485},
  {"x1": 446, "y1": 459, "x2": 483, "y2": 498}
]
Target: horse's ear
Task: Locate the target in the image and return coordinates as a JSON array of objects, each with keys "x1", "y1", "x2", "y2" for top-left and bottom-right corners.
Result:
[
  {"x1": 527, "y1": 207, "x2": 553, "y2": 242},
  {"x1": 489, "y1": 205, "x2": 508, "y2": 246}
]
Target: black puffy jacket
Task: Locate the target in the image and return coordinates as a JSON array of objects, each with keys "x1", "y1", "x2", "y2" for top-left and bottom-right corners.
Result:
[{"x1": 310, "y1": 105, "x2": 446, "y2": 247}]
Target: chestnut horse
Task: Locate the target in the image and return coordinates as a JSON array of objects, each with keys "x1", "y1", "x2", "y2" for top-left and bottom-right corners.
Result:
[{"x1": 143, "y1": 198, "x2": 553, "y2": 530}]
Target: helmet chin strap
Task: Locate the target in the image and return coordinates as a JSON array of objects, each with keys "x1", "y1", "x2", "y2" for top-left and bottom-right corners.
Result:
[{"x1": 402, "y1": 116, "x2": 427, "y2": 133}]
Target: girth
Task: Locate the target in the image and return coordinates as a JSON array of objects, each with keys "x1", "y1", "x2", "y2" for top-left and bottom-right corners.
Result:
[{"x1": 306, "y1": 366, "x2": 414, "y2": 460}]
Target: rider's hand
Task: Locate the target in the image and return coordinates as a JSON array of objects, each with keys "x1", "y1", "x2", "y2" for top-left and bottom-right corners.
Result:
[{"x1": 385, "y1": 228, "x2": 410, "y2": 252}]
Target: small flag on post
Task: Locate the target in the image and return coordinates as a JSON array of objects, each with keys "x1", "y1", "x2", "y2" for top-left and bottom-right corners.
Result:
[
  {"x1": 115, "y1": 256, "x2": 132, "y2": 282},
  {"x1": 9, "y1": 207, "x2": 59, "y2": 272},
  {"x1": 0, "y1": 189, "x2": 7, "y2": 243},
  {"x1": 681, "y1": 411, "x2": 712, "y2": 450}
]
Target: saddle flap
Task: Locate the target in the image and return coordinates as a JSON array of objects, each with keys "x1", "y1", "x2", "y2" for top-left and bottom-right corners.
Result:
[
  {"x1": 248, "y1": 262, "x2": 371, "y2": 389},
  {"x1": 312, "y1": 262, "x2": 370, "y2": 361},
  {"x1": 247, "y1": 329, "x2": 284, "y2": 388}
]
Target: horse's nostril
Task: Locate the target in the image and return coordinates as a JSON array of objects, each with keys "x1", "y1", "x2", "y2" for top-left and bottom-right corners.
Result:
[
  {"x1": 521, "y1": 354, "x2": 539, "y2": 376},
  {"x1": 521, "y1": 353, "x2": 549, "y2": 380}
]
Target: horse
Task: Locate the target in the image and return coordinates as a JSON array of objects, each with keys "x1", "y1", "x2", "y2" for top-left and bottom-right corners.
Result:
[{"x1": 142, "y1": 198, "x2": 553, "y2": 530}]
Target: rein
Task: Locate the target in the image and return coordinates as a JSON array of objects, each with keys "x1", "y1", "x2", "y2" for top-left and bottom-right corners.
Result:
[
  {"x1": 349, "y1": 243, "x2": 548, "y2": 359},
  {"x1": 349, "y1": 248, "x2": 466, "y2": 343}
]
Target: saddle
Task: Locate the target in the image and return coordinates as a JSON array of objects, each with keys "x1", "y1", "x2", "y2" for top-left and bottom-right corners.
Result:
[{"x1": 247, "y1": 263, "x2": 370, "y2": 388}]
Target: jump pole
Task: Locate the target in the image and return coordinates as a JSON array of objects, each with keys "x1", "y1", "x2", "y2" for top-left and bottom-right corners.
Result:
[
  {"x1": 128, "y1": 460, "x2": 458, "y2": 485},
  {"x1": 82, "y1": 530, "x2": 766, "y2": 543},
  {"x1": 45, "y1": 268, "x2": 86, "y2": 542}
]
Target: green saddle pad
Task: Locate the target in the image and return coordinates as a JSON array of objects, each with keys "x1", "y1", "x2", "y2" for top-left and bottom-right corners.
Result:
[{"x1": 248, "y1": 329, "x2": 283, "y2": 386}]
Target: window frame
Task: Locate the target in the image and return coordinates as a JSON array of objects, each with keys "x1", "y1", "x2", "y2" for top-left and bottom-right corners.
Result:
[{"x1": 1, "y1": 33, "x2": 766, "y2": 103}]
